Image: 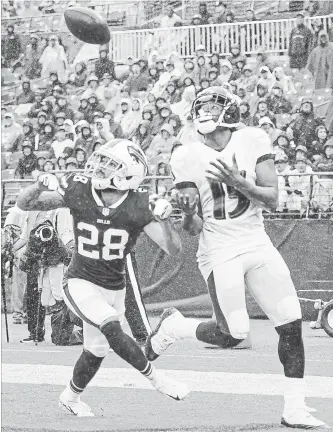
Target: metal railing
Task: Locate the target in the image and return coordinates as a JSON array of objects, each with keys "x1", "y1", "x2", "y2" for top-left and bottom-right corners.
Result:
[
  {"x1": 2, "y1": 13, "x2": 332, "y2": 61},
  {"x1": 2, "y1": 173, "x2": 333, "y2": 220}
]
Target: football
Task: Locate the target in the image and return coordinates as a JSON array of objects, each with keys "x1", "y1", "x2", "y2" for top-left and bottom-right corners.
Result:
[{"x1": 64, "y1": 6, "x2": 110, "y2": 45}]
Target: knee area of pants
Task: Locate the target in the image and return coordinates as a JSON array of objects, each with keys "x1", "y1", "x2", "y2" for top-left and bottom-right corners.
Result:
[
  {"x1": 277, "y1": 296, "x2": 302, "y2": 323},
  {"x1": 226, "y1": 309, "x2": 250, "y2": 340},
  {"x1": 84, "y1": 344, "x2": 109, "y2": 358},
  {"x1": 100, "y1": 320, "x2": 123, "y2": 340},
  {"x1": 277, "y1": 318, "x2": 302, "y2": 339}
]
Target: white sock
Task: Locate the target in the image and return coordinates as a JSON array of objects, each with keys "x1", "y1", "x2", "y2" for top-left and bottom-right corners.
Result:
[
  {"x1": 176, "y1": 317, "x2": 201, "y2": 339},
  {"x1": 62, "y1": 381, "x2": 81, "y2": 403},
  {"x1": 283, "y1": 377, "x2": 306, "y2": 415}
]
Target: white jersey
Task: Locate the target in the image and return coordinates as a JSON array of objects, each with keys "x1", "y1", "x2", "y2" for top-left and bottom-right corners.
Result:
[{"x1": 170, "y1": 127, "x2": 275, "y2": 279}]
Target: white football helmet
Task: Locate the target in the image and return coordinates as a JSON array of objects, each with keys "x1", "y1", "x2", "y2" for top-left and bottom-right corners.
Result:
[{"x1": 84, "y1": 139, "x2": 148, "y2": 190}]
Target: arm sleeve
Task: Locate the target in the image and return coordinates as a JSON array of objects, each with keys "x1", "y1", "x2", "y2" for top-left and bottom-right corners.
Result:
[
  {"x1": 169, "y1": 145, "x2": 199, "y2": 190},
  {"x1": 55, "y1": 208, "x2": 74, "y2": 246},
  {"x1": 250, "y1": 129, "x2": 275, "y2": 167},
  {"x1": 136, "y1": 191, "x2": 154, "y2": 229}
]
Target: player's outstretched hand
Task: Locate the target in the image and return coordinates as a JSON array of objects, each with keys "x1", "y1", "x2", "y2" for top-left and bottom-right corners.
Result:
[
  {"x1": 37, "y1": 173, "x2": 59, "y2": 191},
  {"x1": 177, "y1": 193, "x2": 199, "y2": 217},
  {"x1": 206, "y1": 154, "x2": 243, "y2": 188},
  {"x1": 149, "y1": 194, "x2": 173, "y2": 222}
]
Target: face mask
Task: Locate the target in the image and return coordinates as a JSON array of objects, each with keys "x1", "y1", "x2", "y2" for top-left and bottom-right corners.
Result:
[
  {"x1": 45, "y1": 127, "x2": 52, "y2": 134},
  {"x1": 143, "y1": 112, "x2": 151, "y2": 120},
  {"x1": 194, "y1": 118, "x2": 217, "y2": 134},
  {"x1": 89, "y1": 99, "x2": 96, "y2": 105},
  {"x1": 81, "y1": 101, "x2": 88, "y2": 108}
]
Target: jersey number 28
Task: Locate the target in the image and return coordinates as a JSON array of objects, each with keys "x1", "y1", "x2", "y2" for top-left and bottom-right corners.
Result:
[
  {"x1": 209, "y1": 171, "x2": 250, "y2": 219},
  {"x1": 77, "y1": 222, "x2": 129, "y2": 261}
]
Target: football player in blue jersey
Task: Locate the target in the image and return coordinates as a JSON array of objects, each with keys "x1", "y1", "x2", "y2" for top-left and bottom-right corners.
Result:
[{"x1": 17, "y1": 139, "x2": 189, "y2": 416}]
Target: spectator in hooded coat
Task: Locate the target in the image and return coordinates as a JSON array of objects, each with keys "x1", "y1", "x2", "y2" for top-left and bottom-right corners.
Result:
[
  {"x1": 162, "y1": 80, "x2": 181, "y2": 104},
  {"x1": 171, "y1": 84, "x2": 196, "y2": 123},
  {"x1": 288, "y1": 12, "x2": 312, "y2": 70},
  {"x1": 255, "y1": 49, "x2": 276, "y2": 75},
  {"x1": 95, "y1": 46, "x2": 116, "y2": 80},
  {"x1": 259, "y1": 116, "x2": 283, "y2": 145},
  {"x1": 132, "y1": 120, "x2": 153, "y2": 151},
  {"x1": 53, "y1": 95, "x2": 74, "y2": 121},
  {"x1": 179, "y1": 59, "x2": 195, "y2": 85},
  {"x1": 218, "y1": 59, "x2": 233, "y2": 83},
  {"x1": 78, "y1": 96, "x2": 91, "y2": 122},
  {"x1": 125, "y1": 62, "x2": 150, "y2": 94},
  {"x1": 15, "y1": 142, "x2": 38, "y2": 179},
  {"x1": 258, "y1": 66, "x2": 276, "y2": 92},
  {"x1": 266, "y1": 84, "x2": 293, "y2": 114},
  {"x1": 68, "y1": 61, "x2": 87, "y2": 87},
  {"x1": 253, "y1": 100, "x2": 276, "y2": 127},
  {"x1": 40, "y1": 35, "x2": 68, "y2": 83},
  {"x1": 273, "y1": 67, "x2": 297, "y2": 94},
  {"x1": 1, "y1": 113, "x2": 23, "y2": 152},
  {"x1": 23, "y1": 35, "x2": 42, "y2": 79},
  {"x1": 228, "y1": 44, "x2": 244, "y2": 67},
  {"x1": 198, "y1": 2, "x2": 212, "y2": 24},
  {"x1": 95, "y1": 118, "x2": 115, "y2": 142},
  {"x1": 290, "y1": 98, "x2": 325, "y2": 147},
  {"x1": 306, "y1": 31, "x2": 333, "y2": 90},
  {"x1": 81, "y1": 75, "x2": 99, "y2": 99},
  {"x1": 75, "y1": 148, "x2": 87, "y2": 169},
  {"x1": 16, "y1": 78, "x2": 35, "y2": 105},
  {"x1": 35, "y1": 120, "x2": 56, "y2": 152},
  {"x1": 35, "y1": 111, "x2": 48, "y2": 133},
  {"x1": 2, "y1": 24, "x2": 22, "y2": 67},
  {"x1": 239, "y1": 102, "x2": 253, "y2": 126},
  {"x1": 86, "y1": 94, "x2": 105, "y2": 124},
  {"x1": 74, "y1": 123, "x2": 96, "y2": 156},
  {"x1": 28, "y1": 89, "x2": 44, "y2": 118},
  {"x1": 15, "y1": 120, "x2": 36, "y2": 151},
  {"x1": 146, "y1": 123, "x2": 177, "y2": 163},
  {"x1": 193, "y1": 56, "x2": 210, "y2": 87},
  {"x1": 236, "y1": 64, "x2": 258, "y2": 94},
  {"x1": 249, "y1": 83, "x2": 269, "y2": 116}
]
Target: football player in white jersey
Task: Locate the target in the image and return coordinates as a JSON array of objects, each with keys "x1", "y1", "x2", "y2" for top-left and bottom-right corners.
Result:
[{"x1": 145, "y1": 88, "x2": 328, "y2": 429}]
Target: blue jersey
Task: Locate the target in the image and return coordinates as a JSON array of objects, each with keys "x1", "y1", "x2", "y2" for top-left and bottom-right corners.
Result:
[{"x1": 58, "y1": 173, "x2": 153, "y2": 290}]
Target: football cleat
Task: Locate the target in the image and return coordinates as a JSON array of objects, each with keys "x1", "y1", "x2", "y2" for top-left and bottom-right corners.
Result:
[
  {"x1": 145, "y1": 308, "x2": 184, "y2": 361},
  {"x1": 59, "y1": 392, "x2": 94, "y2": 417},
  {"x1": 151, "y1": 370, "x2": 190, "y2": 401},
  {"x1": 281, "y1": 409, "x2": 329, "y2": 429}
]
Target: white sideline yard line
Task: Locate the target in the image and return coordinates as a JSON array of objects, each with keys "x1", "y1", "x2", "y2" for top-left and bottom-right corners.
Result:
[{"x1": 2, "y1": 363, "x2": 333, "y2": 399}]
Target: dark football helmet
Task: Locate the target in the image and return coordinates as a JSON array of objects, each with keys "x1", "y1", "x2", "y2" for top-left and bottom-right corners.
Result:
[{"x1": 191, "y1": 86, "x2": 240, "y2": 134}]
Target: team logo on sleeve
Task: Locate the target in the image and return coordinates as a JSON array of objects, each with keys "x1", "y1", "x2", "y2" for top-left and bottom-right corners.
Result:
[{"x1": 102, "y1": 208, "x2": 110, "y2": 216}]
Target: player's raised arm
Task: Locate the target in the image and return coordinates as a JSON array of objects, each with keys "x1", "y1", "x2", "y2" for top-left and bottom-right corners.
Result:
[
  {"x1": 17, "y1": 173, "x2": 66, "y2": 211},
  {"x1": 143, "y1": 195, "x2": 182, "y2": 256},
  {"x1": 176, "y1": 187, "x2": 203, "y2": 236}
]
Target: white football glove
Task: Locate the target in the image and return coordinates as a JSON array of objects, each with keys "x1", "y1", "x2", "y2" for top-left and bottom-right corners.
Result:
[
  {"x1": 149, "y1": 195, "x2": 173, "y2": 222},
  {"x1": 37, "y1": 173, "x2": 59, "y2": 191}
]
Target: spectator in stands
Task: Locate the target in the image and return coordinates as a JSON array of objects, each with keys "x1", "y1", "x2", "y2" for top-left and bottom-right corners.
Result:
[
  {"x1": 309, "y1": 125, "x2": 329, "y2": 157},
  {"x1": 312, "y1": 138, "x2": 333, "y2": 172},
  {"x1": 69, "y1": 62, "x2": 88, "y2": 88},
  {"x1": 51, "y1": 126, "x2": 74, "y2": 159},
  {"x1": 207, "y1": 68, "x2": 222, "y2": 86},
  {"x1": 64, "y1": 119, "x2": 76, "y2": 142},
  {"x1": 273, "y1": 67, "x2": 297, "y2": 94},
  {"x1": 40, "y1": 99, "x2": 54, "y2": 120},
  {"x1": 275, "y1": 155, "x2": 293, "y2": 213},
  {"x1": 15, "y1": 142, "x2": 38, "y2": 179},
  {"x1": 46, "y1": 72, "x2": 64, "y2": 96},
  {"x1": 266, "y1": 84, "x2": 293, "y2": 114},
  {"x1": 86, "y1": 94, "x2": 105, "y2": 124},
  {"x1": 253, "y1": 100, "x2": 276, "y2": 126},
  {"x1": 1, "y1": 113, "x2": 23, "y2": 152},
  {"x1": 228, "y1": 44, "x2": 244, "y2": 67},
  {"x1": 132, "y1": 120, "x2": 151, "y2": 151},
  {"x1": 249, "y1": 83, "x2": 269, "y2": 116},
  {"x1": 236, "y1": 64, "x2": 257, "y2": 94},
  {"x1": 240, "y1": 102, "x2": 253, "y2": 126},
  {"x1": 43, "y1": 159, "x2": 55, "y2": 172},
  {"x1": 41, "y1": 0, "x2": 56, "y2": 14},
  {"x1": 218, "y1": 59, "x2": 233, "y2": 84},
  {"x1": 16, "y1": 78, "x2": 35, "y2": 105},
  {"x1": 2, "y1": 24, "x2": 22, "y2": 68},
  {"x1": 15, "y1": 120, "x2": 36, "y2": 151},
  {"x1": 255, "y1": 49, "x2": 276, "y2": 75},
  {"x1": 95, "y1": 73, "x2": 112, "y2": 103},
  {"x1": 104, "y1": 111, "x2": 122, "y2": 138},
  {"x1": 259, "y1": 116, "x2": 282, "y2": 144},
  {"x1": 17, "y1": 0, "x2": 39, "y2": 17},
  {"x1": 37, "y1": 157, "x2": 46, "y2": 171},
  {"x1": 310, "y1": 17, "x2": 324, "y2": 49},
  {"x1": 75, "y1": 148, "x2": 87, "y2": 169},
  {"x1": 198, "y1": 2, "x2": 212, "y2": 24},
  {"x1": 291, "y1": 98, "x2": 325, "y2": 147},
  {"x1": 35, "y1": 111, "x2": 47, "y2": 132},
  {"x1": 273, "y1": 133, "x2": 295, "y2": 161},
  {"x1": 81, "y1": 75, "x2": 99, "y2": 99},
  {"x1": 54, "y1": 112, "x2": 67, "y2": 129},
  {"x1": 95, "y1": 46, "x2": 116, "y2": 81},
  {"x1": 162, "y1": 80, "x2": 181, "y2": 104},
  {"x1": 125, "y1": 62, "x2": 150, "y2": 94},
  {"x1": 74, "y1": 123, "x2": 96, "y2": 156},
  {"x1": 258, "y1": 66, "x2": 276, "y2": 92},
  {"x1": 27, "y1": 90, "x2": 43, "y2": 118},
  {"x1": 65, "y1": 157, "x2": 78, "y2": 171},
  {"x1": 305, "y1": 0, "x2": 320, "y2": 16},
  {"x1": 288, "y1": 12, "x2": 312, "y2": 70},
  {"x1": 95, "y1": 118, "x2": 115, "y2": 142},
  {"x1": 35, "y1": 120, "x2": 55, "y2": 152},
  {"x1": 40, "y1": 35, "x2": 68, "y2": 83},
  {"x1": 56, "y1": 156, "x2": 66, "y2": 171},
  {"x1": 23, "y1": 35, "x2": 42, "y2": 80},
  {"x1": 307, "y1": 31, "x2": 333, "y2": 90},
  {"x1": 215, "y1": 1, "x2": 228, "y2": 23},
  {"x1": 78, "y1": 96, "x2": 91, "y2": 122},
  {"x1": 193, "y1": 56, "x2": 210, "y2": 87},
  {"x1": 289, "y1": 158, "x2": 313, "y2": 215},
  {"x1": 148, "y1": 66, "x2": 160, "y2": 84},
  {"x1": 160, "y1": 5, "x2": 183, "y2": 27},
  {"x1": 179, "y1": 59, "x2": 195, "y2": 84},
  {"x1": 146, "y1": 124, "x2": 176, "y2": 163},
  {"x1": 54, "y1": 95, "x2": 74, "y2": 122}
]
